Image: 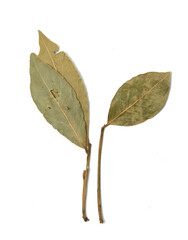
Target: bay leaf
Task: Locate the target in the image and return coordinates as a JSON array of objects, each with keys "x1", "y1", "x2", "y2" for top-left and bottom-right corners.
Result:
[
  {"x1": 97, "y1": 71, "x2": 171, "y2": 223},
  {"x1": 30, "y1": 53, "x2": 87, "y2": 150},
  {"x1": 38, "y1": 31, "x2": 89, "y2": 136},
  {"x1": 107, "y1": 72, "x2": 171, "y2": 126}
]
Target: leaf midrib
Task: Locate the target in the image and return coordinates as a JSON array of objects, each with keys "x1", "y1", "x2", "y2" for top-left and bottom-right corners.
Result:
[
  {"x1": 107, "y1": 74, "x2": 169, "y2": 126},
  {"x1": 40, "y1": 33, "x2": 57, "y2": 71},
  {"x1": 33, "y1": 57, "x2": 86, "y2": 150}
]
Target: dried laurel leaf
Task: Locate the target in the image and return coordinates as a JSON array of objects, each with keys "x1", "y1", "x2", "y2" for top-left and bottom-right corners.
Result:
[
  {"x1": 108, "y1": 72, "x2": 171, "y2": 126},
  {"x1": 38, "y1": 31, "x2": 89, "y2": 136},
  {"x1": 97, "y1": 71, "x2": 171, "y2": 223},
  {"x1": 30, "y1": 53, "x2": 87, "y2": 150}
]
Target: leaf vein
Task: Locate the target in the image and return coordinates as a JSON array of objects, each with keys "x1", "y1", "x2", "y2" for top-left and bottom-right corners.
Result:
[
  {"x1": 40, "y1": 33, "x2": 57, "y2": 71},
  {"x1": 107, "y1": 74, "x2": 169, "y2": 126},
  {"x1": 33, "y1": 58, "x2": 86, "y2": 150}
]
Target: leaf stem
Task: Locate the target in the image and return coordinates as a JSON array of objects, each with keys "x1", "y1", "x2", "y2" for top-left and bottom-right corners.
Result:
[
  {"x1": 97, "y1": 125, "x2": 107, "y2": 223},
  {"x1": 82, "y1": 143, "x2": 92, "y2": 221}
]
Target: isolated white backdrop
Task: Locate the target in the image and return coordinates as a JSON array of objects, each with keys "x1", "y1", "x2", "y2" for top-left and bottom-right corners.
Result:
[{"x1": 0, "y1": 0, "x2": 188, "y2": 239}]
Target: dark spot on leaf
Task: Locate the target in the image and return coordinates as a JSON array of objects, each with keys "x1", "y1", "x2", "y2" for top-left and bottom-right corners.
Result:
[{"x1": 50, "y1": 89, "x2": 59, "y2": 98}]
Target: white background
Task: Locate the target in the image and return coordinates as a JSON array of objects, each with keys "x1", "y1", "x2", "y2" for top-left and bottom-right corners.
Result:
[{"x1": 0, "y1": 0, "x2": 188, "y2": 239}]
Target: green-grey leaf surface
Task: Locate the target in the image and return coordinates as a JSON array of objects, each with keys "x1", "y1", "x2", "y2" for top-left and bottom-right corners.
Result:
[
  {"x1": 38, "y1": 31, "x2": 89, "y2": 137},
  {"x1": 108, "y1": 72, "x2": 171, "y2": 126},
  {"x1": 30, "y1": 53, "x2": 87, "y2": 149}
]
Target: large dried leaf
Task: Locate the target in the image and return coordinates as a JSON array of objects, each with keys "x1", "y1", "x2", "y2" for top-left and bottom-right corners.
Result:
[
  {"x1": 108, "y1": 72, "x2": 171, "y2": 126},
  {"x1": 38, "y1": 31, "x2": 89, "y2": 135},
  {"x1": 30, "y1": 53, "x2": 87, "y2": 150}
]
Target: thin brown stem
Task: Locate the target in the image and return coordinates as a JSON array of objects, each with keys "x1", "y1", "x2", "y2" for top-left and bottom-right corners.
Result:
[
  {"x1": 82, "y1": 143, "x2": 92, "y2": 221},
  {"x1": 97, "y1": 125, "x2": 107, "y2": 223}
]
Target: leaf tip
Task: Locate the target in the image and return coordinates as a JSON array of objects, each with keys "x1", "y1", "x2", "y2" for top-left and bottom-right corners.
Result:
[
  {"x1": 38, "y1": 30, "x2": 46, "y2": 42},
  {"x1": 166, "y1": 71, "x2": 172, "y2": 78},
  {"x1": 165, "y1": 71, "x2": 172, "y2": 85},
  {"x1": 30, "y1": 52, "x2": 37, "y2": 61},
  {"x1": 38, "y1": 30, "x2": 43, "y2": 37}
]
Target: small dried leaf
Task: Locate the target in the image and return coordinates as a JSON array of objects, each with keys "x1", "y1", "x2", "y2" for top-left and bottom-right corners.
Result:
[
  {"x1": 30, "y1": 53, "x2": 87, "y2": 150},
  {"x1": 38, "y1": 31, "x2": 89, "y2": 135},
  {"x1": 108, "y1": 72, "x2": 171, "y2": 126}
]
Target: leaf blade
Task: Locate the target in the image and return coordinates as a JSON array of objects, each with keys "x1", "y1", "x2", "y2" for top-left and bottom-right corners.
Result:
[
  {"x1": 30, "y1": 53, "x2": 87, "y2": 149},
  {"x1": 38, "y1": 30, "x2": 58, "y2": 70},
  {"x1": 38, "y1": 31, "x2": 89, "y2": 135},
  {"x1": 108, "y1": 72, "x2": 171, "y2": 126}
]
